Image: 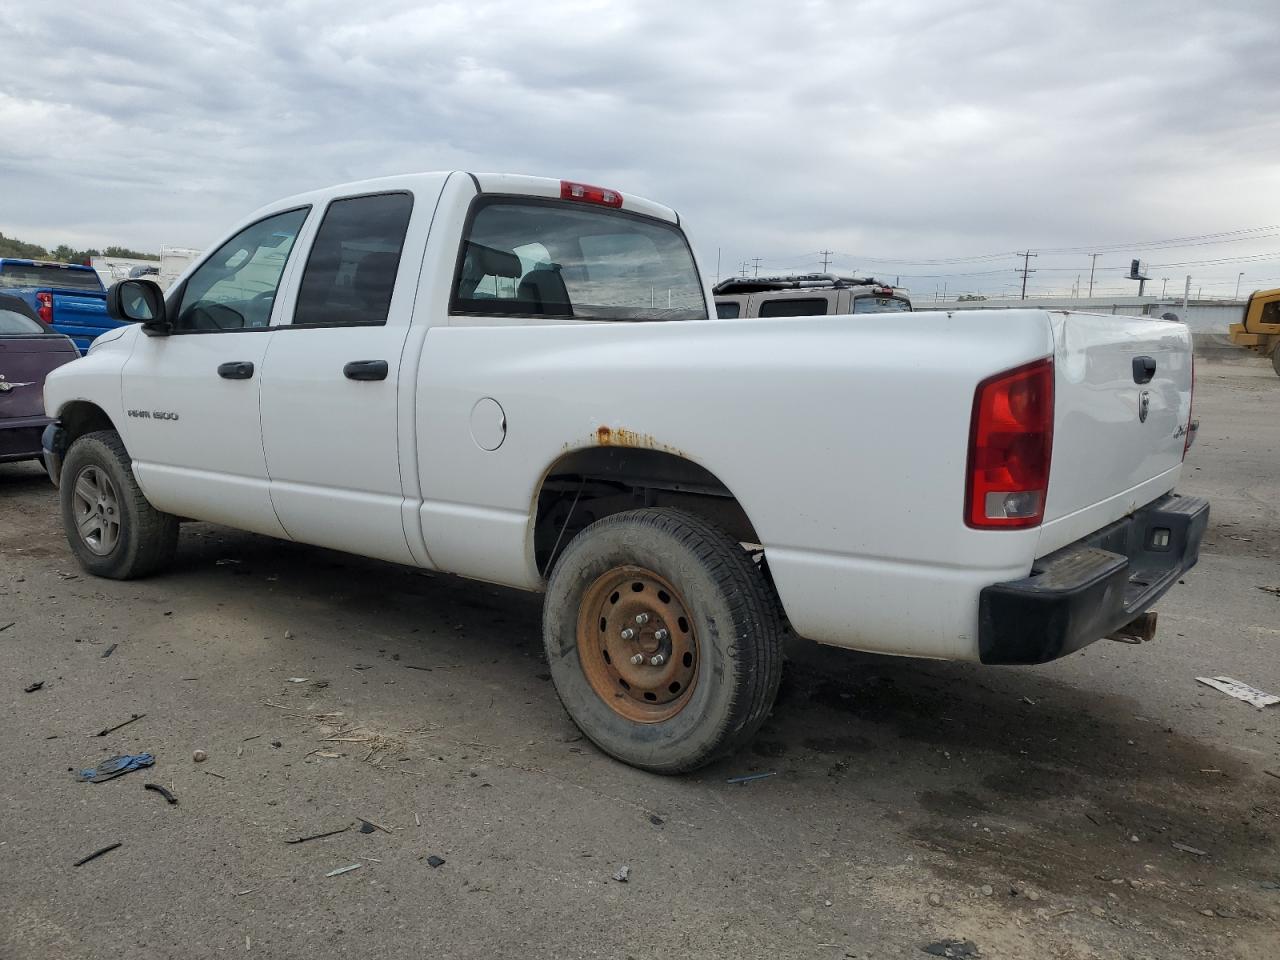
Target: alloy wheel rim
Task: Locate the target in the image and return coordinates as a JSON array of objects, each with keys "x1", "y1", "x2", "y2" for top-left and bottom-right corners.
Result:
[{"x1": 72, "y1": 466, "x2": 121, "y2": 556}]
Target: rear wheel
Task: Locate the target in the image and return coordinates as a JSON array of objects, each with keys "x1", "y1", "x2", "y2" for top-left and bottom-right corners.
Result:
[
  {"x1": 1272, "y1": 342, "x2": 1280, "y2": 377},
  {"x1": 543, "y1": 508, "x2": 783, "y2": 773},
  {"x1": 60, "y1": 430, "x2": 178, "y2": 579}
]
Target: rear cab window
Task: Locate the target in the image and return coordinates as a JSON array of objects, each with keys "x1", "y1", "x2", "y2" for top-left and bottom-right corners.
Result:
[
  {"x1": 756, "y1": 297, "x2": 831, "y2": 318},
  {"x1": 0, "y1": 262, "x2": 104, "y2": 293},
  {"x1": 852, "y1": 295, "x2": 912, "y2": 314},
  {"x1": 451, "y1": 198, "x2": 706, "y2": 321}
]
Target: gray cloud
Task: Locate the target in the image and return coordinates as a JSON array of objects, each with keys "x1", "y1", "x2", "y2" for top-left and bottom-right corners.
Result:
[{"x1": 2, "y1": 0, "x2": 1278, "y2": 296}]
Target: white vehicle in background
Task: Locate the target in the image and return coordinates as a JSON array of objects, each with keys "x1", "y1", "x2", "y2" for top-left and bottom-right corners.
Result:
[
  {"x1": 713, "y1": 273, "x2": 911, "y2": 318},
  {"x1": 41, "y1": 171, "x2": 1206, "y2": 773}
]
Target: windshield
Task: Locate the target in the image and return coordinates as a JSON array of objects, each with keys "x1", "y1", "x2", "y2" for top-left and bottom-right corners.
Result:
[
  {"x1": 0, "y1": 306, "x2": 46, "y2": 334},
  {"x1": 452, "y1": 199, "x2": 707, "y2": 321},
  {"x1": 851, "y1": 295, "x2": 911, "y2": 314},
  {"x1": 0, "y1": 263, "x2": 104, "y2": 293}
]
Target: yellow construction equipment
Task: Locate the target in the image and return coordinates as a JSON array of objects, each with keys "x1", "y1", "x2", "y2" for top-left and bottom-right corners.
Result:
[{"x1": 1228, "y1": 287, "x2": 1280, "y2": 376}]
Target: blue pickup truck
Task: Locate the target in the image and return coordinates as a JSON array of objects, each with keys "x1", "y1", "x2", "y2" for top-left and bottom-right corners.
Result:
[{"x1": 0, "y1": 259, "x2": 121, "y2": 353}]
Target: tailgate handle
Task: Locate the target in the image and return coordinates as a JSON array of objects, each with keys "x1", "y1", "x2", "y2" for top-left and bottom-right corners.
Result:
[
  {"x1": 217, "y1": 361, "x2": 255, "y2": 380},
  {"x1": 1132, "y1": 356, "x2": 1156, "y2": 384}
]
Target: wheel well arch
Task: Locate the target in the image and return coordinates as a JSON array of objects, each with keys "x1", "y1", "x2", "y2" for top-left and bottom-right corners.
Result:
[
  {"x1": 58, "y1": 401, "x2": 117, "y2": 446},
  {"x1": 532, "y1": 446, "x2": 761, "y2": 576}
]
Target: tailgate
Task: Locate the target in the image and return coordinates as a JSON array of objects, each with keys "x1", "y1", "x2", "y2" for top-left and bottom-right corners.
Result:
[
  {"x1": 49, "y1": 290, "x2": 110, "y2": 352},
  {"x1": 1038, "y1": 311, "x2": 1193, "y2": 556}
]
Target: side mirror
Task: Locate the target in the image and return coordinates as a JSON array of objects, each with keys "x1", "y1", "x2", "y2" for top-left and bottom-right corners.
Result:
[{"x1": 107, "y1": 279, "x2": 170, "y2": 335}]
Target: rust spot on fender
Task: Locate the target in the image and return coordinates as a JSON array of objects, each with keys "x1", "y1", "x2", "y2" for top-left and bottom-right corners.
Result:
[
  {"x1": 596, "y1": 426, "x2": 657, "y2": 448},
  {"x1": 594, "y1": 425, "x2": 687, "y2": 457}
]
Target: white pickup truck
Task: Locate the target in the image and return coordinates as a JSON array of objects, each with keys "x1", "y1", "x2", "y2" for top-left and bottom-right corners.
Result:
[{"x1": 41, "y1": 172, "x2": 1207, "y2": 773}]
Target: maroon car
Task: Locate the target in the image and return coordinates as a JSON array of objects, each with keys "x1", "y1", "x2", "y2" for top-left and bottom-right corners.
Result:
[{"x1": 0, "y1": 293, "x2": 79, "y2": 463}]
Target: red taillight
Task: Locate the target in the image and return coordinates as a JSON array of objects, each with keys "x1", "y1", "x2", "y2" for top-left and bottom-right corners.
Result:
[
  {"x1": 560, "y1": 180, "x2": 623, "y2": 208},
  {"x1": 965, "y1": 357, "x2": 1054, "y2": 529},
  {"x1": 1183, "y1": 354, "x2": 1196, "y2": 459},
  {"x1": 36, "y1": 291, "x2": 53, "y2": 324}
]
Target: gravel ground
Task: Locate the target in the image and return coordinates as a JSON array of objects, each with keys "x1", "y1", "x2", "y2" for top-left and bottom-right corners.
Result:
[{"x1": 1, "y1": 356, "x2": 1277, "y2": 960}]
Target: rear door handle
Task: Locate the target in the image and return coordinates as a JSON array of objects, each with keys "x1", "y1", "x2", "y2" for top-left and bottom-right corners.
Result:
[
  {"x1": 217, "y1": 361, "x2": 255, "y2": 380},
  {"x1": 343, "y1": 360, "x2": 388, "y2": 381},
  {"x1": 1132, "y1": 356, "x2": 1156, "y2": 384}
]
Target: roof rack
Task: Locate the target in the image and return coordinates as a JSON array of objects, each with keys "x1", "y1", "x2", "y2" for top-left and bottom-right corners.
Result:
[{"x1": 711, "y1": 273, "x2": 884, "y2": 295}]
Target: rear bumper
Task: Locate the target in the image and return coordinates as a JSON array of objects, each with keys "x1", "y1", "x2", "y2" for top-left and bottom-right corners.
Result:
[
  {"x1": 978, "y1": 493, "x2": 1209, "y2": 665},
  {"x1": 0, "y1": 414, "x2": 53, "y2": 463}
]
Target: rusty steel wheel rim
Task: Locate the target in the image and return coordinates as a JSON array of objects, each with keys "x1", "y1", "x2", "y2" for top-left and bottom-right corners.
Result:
[{"x1": 576, "y1": 565, "x2": 699, "y2": 723}]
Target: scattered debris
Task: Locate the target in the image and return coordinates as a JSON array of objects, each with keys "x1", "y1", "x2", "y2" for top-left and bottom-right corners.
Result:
[
  {"x1": 927, "y1": 892, "x2": 943, "y2": 907},
  {"x1": 648, "y1": 815, "x2": 665, "y2": 826},
  {"x1": 1173, "y1": 841, "x2": 1208, "y2": 856},
  {"x1": 1258, "y1": 585, "x2": 1280, "y2": 596},
  {"x1": 358, "y1": 820, "x2": 376, "y2": 835},
  {"x1": 1026, "y1": 890, "x2": 1041, "y2": 902},
  {"x1": 1201, "y1": 909, "x2": 1216, "y2": 917},
  {"x1": 234, "y1": 889, "x2": 255, "y2": 896},
  {"x1": 726, "y1": 771, "x2": 776, "y2": 785},
  {"x1": 1196, "y1": 676, "x2": 1280, "y2": 708},
  {"x1": 215, "y1": 558, "x2": 241, "y2": 566},
  {"x1": 359, "y1": 817, "x2": 393, "y2": 834},
  {"x1": 353, "y1": 663, "x2": 373, "y2": 671},
  {"x1": 285, "y1": 825, "x2": 351, "y2": 845},
  {"x1": 23, "y1": 680, "x2": 43, "y2": 693},
  {"x1": 1047, "y1": 908, "x2": 1076, "y2": 919},
  {"x1": 403, "y1": 664, "x2": 433, "y2": 671},
  {"x1": 73, "y1": 842, "x2": 122, "y2": 867},
  {"x1": 101, "y1": 643, "x2": 118, "y2": 659},
  {"x1": 0, "y1": 622, "x2": 15, "y2": 632},
  {"x1": 270, "y1": 741, "x2": 282, "y2": 748},
  {"x1": 284, "y1": 630, "x2": 293, "y2": 639},
  {"x1": 426, "y1": 855, "x2": 446, "y2": 868},
  {"x1": 921, "y1": 940, "x2": 979, "y2": 958},
  {"x1": 286, "y1": 678, "x2": 309, "y2": 683},
  {"x1": 611, "y1": 864, "x2": 630, "y2": 883},
  {"x1": 96, "y1": 713, "x2": 145, "y2": 737},
  {"x1": 1265, "y1": 769, "x2": 1280, "y2": 781},
  {"x1": 980, "y1": 884, "x2": 994, "y2": 897},
  {"x1": 242, "y1": 734, "x2": 262, "y2": 742},
  {"x1": 77, "y1": 753, "x2": 155, "y2": 783},
  {"x1": 203, "y1": 771, "x2": 227, "y2": 780},
  {"x1": 1021, "y1": 696, "x2": 1036, "y2": 706},
  {"x1": 144, "y1": 783, "x2": 178, "y2": 804},
  {"x1": 325, "y1": 863, "x2": 362, "y2": 878},
  {"x1": 193, "y1": 749, "x2": 208, "y2": 762}
]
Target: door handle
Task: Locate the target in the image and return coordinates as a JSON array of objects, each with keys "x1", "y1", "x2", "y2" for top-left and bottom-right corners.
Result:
[
  {"x1": 343, "y1": 360, "x2": 388, "y2": 381},
  {"x1": 217, "y1": 361, "x2": 255, "y2": 380},
  {"x1": 1132, "y1": 356, "x2": 1156, "y2": 384}
]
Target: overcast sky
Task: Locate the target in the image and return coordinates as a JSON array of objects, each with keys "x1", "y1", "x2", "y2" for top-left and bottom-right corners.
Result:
[{"x1": 3, "y1": 0, "x2": 1279, "y2": 297}]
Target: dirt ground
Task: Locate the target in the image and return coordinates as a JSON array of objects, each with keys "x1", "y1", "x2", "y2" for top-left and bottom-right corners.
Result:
[{"x1": 1, "y1": 356, "x2": 1277, "y2": 960}]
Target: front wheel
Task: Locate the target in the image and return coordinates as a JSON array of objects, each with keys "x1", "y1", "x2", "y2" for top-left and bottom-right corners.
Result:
[
  {"x1": 1272, "y1": 343, "x2": 1280, "y2": 377},
  {"x1": 59, "y1": 430, "x2": 178, "y2": 579},
  {"x1": 543, "y1": 508, "x2": 783, "y2": 773}
]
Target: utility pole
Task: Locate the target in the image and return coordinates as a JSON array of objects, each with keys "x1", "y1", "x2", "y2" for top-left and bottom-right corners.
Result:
[
  {"x1": 1087, "y1": 253, "x2": 1099, "y2": 297},
  {"x1": 1161, "y1": 277, "x2": 1168, "y2": 298},
  {"x1": 1235, "y1": 272, "x2": 1245, "y2": 299},
  {"x1": 818, "y1": 250, "x2": 833, "y2": 272},
  {"x1": 1017, "y1": 251, "x2": 1038, "y2": 300},
  {"x1": 1182, "y1": 275, "x2": 1191, "y2": 313},
  {"x1": 750, "y1": 257, "x2": 763, "y2": 278},
  {"x1": 715, "y1": 247, "x2": 721, "y2": 283}
]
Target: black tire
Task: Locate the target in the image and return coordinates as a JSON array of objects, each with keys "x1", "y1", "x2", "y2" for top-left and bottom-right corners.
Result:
[
  {"x1": 59, "y1": 430, "x2": 178, "y2": 579},
  {"x1": 543, "y1": 508, "x2": 783, "y2": 773},
  {"x1": 1272, "y1": 343, "x2": 1280, "y2": 377}
]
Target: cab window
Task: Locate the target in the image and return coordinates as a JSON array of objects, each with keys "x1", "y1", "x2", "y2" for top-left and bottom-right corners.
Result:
[
  {"x1": 174, "y1": 208, "x2": 309, "y2": 332},
  {"x1": 293, "y1": 192, "x2": 414, "y2": 326}
]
